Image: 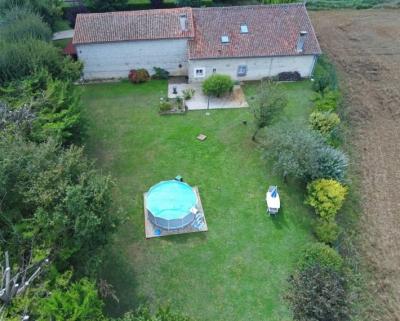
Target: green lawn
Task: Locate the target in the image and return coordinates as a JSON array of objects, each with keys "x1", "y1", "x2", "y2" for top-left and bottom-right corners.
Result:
[{"x1": 82, "y1": 80, "x2": 315, "y2": 321}]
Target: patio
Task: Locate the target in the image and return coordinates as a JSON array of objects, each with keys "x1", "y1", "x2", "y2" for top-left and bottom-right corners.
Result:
[{"x1": 168, "y1": 80, "x2": 249, "y2": 110}]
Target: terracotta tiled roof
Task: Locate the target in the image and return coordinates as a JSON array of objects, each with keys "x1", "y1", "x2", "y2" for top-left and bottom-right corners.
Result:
[
  {"x1": 73, "y1": 7, "x2": 194, "y2": 44},
  {"x1": 189, "y1": 4, "x2": 321, "y2": 59}
]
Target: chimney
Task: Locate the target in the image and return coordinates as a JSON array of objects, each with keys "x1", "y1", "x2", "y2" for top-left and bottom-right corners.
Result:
[
  {"x1": 296, "y1": 31, "x2": 308, "y2": 53},
  {"x1": 179, "y1": 14, "x2": 188, "y2": 32}
]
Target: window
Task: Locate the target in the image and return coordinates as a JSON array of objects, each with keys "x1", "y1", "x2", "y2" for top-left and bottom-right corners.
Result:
[
  {"x1": 212, "y1": 68, "x2": 217, "y2": 73},
  {"x1": 240, "y1": 24, "x2": 248, "y2": 33},
  {"x1": 237, "y1": 65, "x2": 247, "y2": 77},
  {"x1": 221, "y1": 35, "x2": 230, "y2": 44},
  {"x1": 194, "y1": 67, "x2": 205, "y2": 78}
]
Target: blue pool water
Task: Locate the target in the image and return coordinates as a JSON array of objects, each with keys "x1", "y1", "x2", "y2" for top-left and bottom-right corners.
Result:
[{"x1": 146, "y1": 180, "x2": 197, "y2": 220}]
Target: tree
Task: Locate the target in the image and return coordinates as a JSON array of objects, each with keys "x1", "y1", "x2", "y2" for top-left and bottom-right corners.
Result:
[
  {"x1": 263, "y1": 124, "x2": 348, "y2": 182},
  {"x1": 251, "y1": 81, "x2": 287, "y2": 141},
  {"x1": 1, "y1": 71, "x2": 83, "y2": 145},
  {"x1": 306, "y1": 179, "x2": 348, "y2": 220},
  {"x1": 0, "y1": 135, "x2": 116, "y2": 272},
  {"x1": 150, "y1": 0, "x2": 163, "y2": 8},
  {"x1": 0, "y1": 251, "x2": 49, "y2": 319},
  {"x1": 287, "y1": 264, "x2": 351, "y2": 321},
  {"x1": 0, "y1": 5, "x2": 52, "y2": 42},
  {"x1": 202, "y1": 74, "x2": 234, "y2": 98},
  {"x1": 0, "y1": 0, "x2": 63, "y2": 28},
  {"x1": 84, "y1": 0, "x2": 128, "y2": 12},
  {"x1": 0, "y1": 39, "x2": 82, "y2": 84},
  {"x1": 37, "y1": 278, "x2": 105, "y2": 321}
]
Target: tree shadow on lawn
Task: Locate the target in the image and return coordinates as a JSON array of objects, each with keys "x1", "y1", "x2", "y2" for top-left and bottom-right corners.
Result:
[
  {"x1": 100, "y1": 246, "x2": 144, "y2": 318},
  {"x1": 269, "y1": 205, "x2": 289, "y2": 230},
  {"x1": 100, "y1": 229, "x2": 208, "y2": 317}
]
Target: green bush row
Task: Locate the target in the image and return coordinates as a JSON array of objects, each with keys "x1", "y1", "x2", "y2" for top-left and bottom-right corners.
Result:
[{"x1": 287, "y1": 250, "x2": 350, "y2": 321}]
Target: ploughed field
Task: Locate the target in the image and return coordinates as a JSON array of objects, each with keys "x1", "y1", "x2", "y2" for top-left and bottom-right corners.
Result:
[{"x1": 311, "y1": 9, "x2": 400, "y2": 321}]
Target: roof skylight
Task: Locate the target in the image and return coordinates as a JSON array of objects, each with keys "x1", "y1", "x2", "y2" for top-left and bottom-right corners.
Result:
[
  {"x1": 240, "y1": 24, "x2": 248, "y2": 33},
  {"x1": 221, "y1": 35, "x2": 230, "y2": 44}
]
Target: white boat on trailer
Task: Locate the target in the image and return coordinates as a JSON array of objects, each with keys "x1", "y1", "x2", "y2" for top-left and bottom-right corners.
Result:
[{"x1": 266, "y1": 185, "x2": 280, "y2": 215}]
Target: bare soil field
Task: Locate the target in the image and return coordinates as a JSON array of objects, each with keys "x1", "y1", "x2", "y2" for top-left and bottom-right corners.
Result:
[{"x1": 310, "y1": 9, "x2": 400, "y2": 321}]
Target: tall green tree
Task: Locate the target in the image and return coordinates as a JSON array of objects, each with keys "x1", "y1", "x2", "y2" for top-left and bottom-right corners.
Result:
[
  {"x1": 0, "y1": 135, "x2": 116, "y2": 272},
  {"x1": 0, "y1": 39, "x2": 82, "y2": 84},
  {"x1": 0, "y1": 0, "x2": 63, "y2": 28},
  {"x1": 0, "y1": 5, "x2": 52, "y2": 42},
  {"x1": 1, "y1": 70, "x2": 83, "y2": 145}
]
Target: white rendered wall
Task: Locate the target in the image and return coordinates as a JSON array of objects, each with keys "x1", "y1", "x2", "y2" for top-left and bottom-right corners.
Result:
[
  {"x1": 188, "y1": 55, "x2": 317, "y2": 82},
  {"x1": 76, "y1": 39, "x2": 189, "y2": 80}
]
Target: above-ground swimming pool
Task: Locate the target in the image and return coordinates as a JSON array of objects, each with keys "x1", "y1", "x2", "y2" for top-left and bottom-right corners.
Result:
[{"x1": 146, "y1": 180, "x2": 198, "y2": 230}]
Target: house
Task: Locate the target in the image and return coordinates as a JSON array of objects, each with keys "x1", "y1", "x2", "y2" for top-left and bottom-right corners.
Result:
[{"x1": 72, "y1": 4, "x2": 321, "y2": 82}]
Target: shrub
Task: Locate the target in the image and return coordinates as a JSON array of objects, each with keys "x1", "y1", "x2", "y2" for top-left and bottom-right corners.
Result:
[
  {"x1": 152, "y1": 67, "x2": 170, "y2": 79},
  {"x1": 128, "y1": 69, "x2": 150, "y2": 83},
  {"x1": 38, "y1": 278, "x2": 105, "y2": 320},
  {"x1": 182, "y1": 88, "x2": 195, "y2": 100},
  {"x1": 114, "y1": 306, "x2": 193, "y2": 321},
  {"x1": 309, "y1": 111, "x2": 340, "y2": 136},
  {"x1": 0, "y1": 102, "x2": 35, "y2": 134},
  {"x1": 313, "y1": 146, "x2": 348, "y2": 182},
  {"x1": 1, "y1": 71, "x2": 82, "y2": 145},
  {"x1": 0, "y1": 0, "x2": 64, "y2": 28},
  {"x1": 314, "y1": 218, "x2": 340, "y2": 244},
  {"x1": 277, "y1": 71, "x2": 301, "y2": 81},
  {"x1": 264, "y1": 124, "x2": 348, "y2": 182},
  {"x1": 306, "y1": 179, "x2": 348, "y2": 220},
  {"x1": 0, "y1": 39, "x2": 82, "y2": 84},
  {"x1": 287, "y1": 264, "x2": 350, "y2": 321},
  {"x1": 299, "y1": 242, "x2": 343, "y2": 271},
  {"x1": 0, "y1": 6, "x2": 52, "y2": 42},
  {"x1": 202, "y1": 74, "x2": 234, "y2": 97},
  {"x1": 314, "y1": 90, "x2": 342, "y2": 112},
  {"x1": 176, "y1": 96, "x2": 183, "y2": 108},
  {"x1": 159, "y1": 98, "x2": 172, "y2": 112},
  {"x1": 312, "y1": 55, "x2": 338, "y2": 93}
]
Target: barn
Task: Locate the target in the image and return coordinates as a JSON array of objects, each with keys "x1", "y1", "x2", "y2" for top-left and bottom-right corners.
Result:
[{"x1": 73, "y1": 4, "x2": 321, "y2": 81}]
